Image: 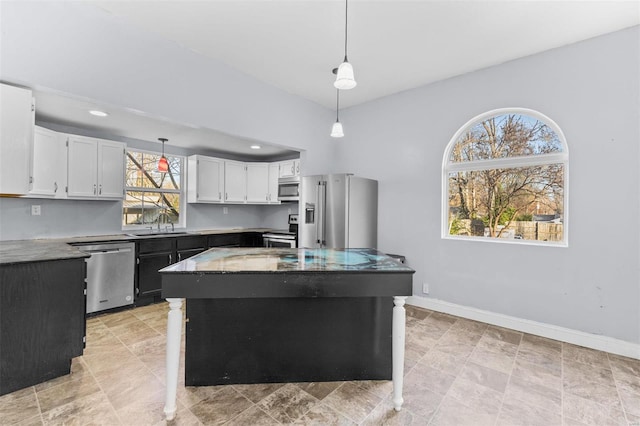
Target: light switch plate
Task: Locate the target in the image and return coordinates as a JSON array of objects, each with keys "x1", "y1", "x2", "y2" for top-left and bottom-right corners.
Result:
[{"x1": 31, "y1": 205, "x2": 41, "y2": 216}]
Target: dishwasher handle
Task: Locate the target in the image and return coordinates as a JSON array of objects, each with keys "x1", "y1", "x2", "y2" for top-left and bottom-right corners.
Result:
[{"x1": 85, "y1": 248, "x2": 133, "y2": 255}]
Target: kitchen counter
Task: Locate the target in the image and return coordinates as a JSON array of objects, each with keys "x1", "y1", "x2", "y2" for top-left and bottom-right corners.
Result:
[{"x1": 0, "y1": 228, "x2": 273, "y2": 265}]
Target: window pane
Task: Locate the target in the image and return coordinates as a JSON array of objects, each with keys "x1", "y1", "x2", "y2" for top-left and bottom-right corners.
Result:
[
  {"x1": 450, "y1": 114, "x2": 563, "y2": 163},
  {"x1": 125, "y1": 151, "x2": 181, "y2": 190},
  {"x1": 447, "y1": 164, "x2": 564, "y2": 242},
  {"x1": 123, "y1": 191, "x2": 180, "y2": 226}
]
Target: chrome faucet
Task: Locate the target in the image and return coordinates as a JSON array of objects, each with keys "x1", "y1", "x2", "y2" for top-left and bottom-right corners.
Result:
[{"x1": 157, "y1": 211, "x2": 174, "y2": 232}]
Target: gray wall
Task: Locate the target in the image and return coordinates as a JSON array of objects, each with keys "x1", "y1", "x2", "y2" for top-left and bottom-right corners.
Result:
[{"x1": 336, "y1": 27, "x2": 640, "y2": 344}]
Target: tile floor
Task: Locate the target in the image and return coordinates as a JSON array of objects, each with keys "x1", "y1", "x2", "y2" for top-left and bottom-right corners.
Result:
[{"x1": 1, "y1": 303, "x2": 639, "y2": 425}]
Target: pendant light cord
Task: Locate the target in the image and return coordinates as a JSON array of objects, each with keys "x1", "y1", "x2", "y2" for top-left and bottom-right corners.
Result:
[
  {"x1": 344, "y1": 0, "x2": 349, "y2": 61},
  {"x1": 336, "y1": 90, "x2": 340, "y2": 121}
]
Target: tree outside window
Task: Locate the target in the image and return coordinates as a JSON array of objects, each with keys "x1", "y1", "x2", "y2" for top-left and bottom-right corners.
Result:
[
  {"x1": 443, "y1": 108, "x2": 568, "y2": 245},
  {"x1": 123, "y1": 150, "x2": 183, "y2": 228}
]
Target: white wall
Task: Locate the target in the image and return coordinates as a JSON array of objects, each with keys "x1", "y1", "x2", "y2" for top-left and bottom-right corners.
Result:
[{"x1": 337, "y1": 27, "x2": 640, "y2": 344}]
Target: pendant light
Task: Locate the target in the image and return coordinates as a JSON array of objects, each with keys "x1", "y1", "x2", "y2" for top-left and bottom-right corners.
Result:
[
  {"x1": 157, "y1": 138, "x2": 169, "y2": 173},
  {"x1": 334, "y1": 0, "x2": 356, "y2": 90},
  {"x1": 330, "y1": 89, "x2": 344, "y2": 138}
]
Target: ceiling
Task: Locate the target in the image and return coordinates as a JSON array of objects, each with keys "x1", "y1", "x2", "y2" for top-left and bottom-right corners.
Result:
[{"x1": 30, "y1": 1, "x2": 640, "y2": 156}]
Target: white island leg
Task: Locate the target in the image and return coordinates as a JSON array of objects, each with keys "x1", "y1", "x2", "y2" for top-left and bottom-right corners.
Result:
[
  {"x1": 164, "y1": 298, "x2": 183, "y2": 421},
  {"x1": 392, "y1": 296, "x2": 407, "y2": 411}
]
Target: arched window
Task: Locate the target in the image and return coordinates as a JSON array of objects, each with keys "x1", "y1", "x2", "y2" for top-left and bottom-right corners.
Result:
[{"x1": 442, "y1": 108, "x2": 568, "y2": 245}]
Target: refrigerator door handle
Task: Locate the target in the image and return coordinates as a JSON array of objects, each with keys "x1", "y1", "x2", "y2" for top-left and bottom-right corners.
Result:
[{"x1": 317, "y1": 181, "x2": 326, "y2": 246}]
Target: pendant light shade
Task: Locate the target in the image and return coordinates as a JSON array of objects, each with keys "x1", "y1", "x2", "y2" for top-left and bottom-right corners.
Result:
[
  {"x1": 157, "y1": 138, "x2": 169, "y2": 173},
  {"x1": 334, "y1": 0, "x2": 356, "y2": 90},
  {"x1": 331, "y1": 121, "x2": 344, "y2": 138},
  {"x1": 334, "y1": 59, "x2": 356, "y2": 90},
  {"x1": 330, "y1": 89, "x2": 344, "y2": 138}
]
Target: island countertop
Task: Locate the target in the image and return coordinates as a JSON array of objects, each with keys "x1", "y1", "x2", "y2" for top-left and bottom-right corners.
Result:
[{"x1": 160, "y1": 248, "x2": 414, "y2": 298}]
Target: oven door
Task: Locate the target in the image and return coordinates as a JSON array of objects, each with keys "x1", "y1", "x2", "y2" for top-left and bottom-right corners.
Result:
[{"x1": 263, "y1": 236, "x2": 297, "y2": 248}]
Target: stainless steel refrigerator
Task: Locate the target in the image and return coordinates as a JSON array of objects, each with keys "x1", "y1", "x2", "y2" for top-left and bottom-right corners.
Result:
[{"x1": 299, "y1": 174, "x2": 378, "y2": 248}]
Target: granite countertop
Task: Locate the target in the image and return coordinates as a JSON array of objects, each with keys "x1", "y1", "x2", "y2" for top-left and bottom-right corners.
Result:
[
  {"x1": 0, "y1": 228, "x2": 275, "y2": 265},
  {"x1": 0, "y1": 240, "x2": 90, "y2": 265},
  {"x1": 161, "y1": 248, "x2": 415, "y2": 274}
]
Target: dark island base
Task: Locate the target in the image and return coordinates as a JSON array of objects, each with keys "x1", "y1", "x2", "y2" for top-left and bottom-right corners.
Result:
[{"x1": 185, "y1": 297, "x2": 393, "y2": 386}]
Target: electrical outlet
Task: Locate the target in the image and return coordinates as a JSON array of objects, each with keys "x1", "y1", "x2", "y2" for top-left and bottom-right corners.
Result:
[
  {"x1": 288, "y1": 208, "x2": 292, "y2": 214},
  {"x1": 223, "y1": 207, "x2": 228, "y2": 215},
  {"x1": 31, "y1": 205, "x2": 41, "y2": 216},
  {"x1": 422, "y1": 282, "x2": 429, "y2": 294}
]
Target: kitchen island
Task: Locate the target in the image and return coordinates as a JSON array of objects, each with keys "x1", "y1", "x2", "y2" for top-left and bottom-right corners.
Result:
[{"x1": 160, "y1": 247, "x2": 414, "y2": 420}]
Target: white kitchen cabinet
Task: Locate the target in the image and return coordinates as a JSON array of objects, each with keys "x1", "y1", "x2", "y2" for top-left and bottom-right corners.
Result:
[
  {"x1": 278, "y1": 159, "x2": 301, "y2": 178},
  {"x1": 187, "y1": 155, "x2": 224, "y2": 203},
  {"x1": 29, "y1": 126, "x2": 67, "y2": 198},
  {"x1": 278, "y1": 160, "x2": 296, "y2": 178},
  {"x1": 0, "y1": 84, "x2": 34, "y2": 195},
  {"x1": 246, "y1": 163, "x2": 269, "y2": 203},
  {"x1": 268, "y1": 163, "x2": 280, "y2": 204},
  {"x1": 224, "y1": 160, "x2": 246, "y2": 203},
  {"x1": 67, "y1": 135, "x2": 125, "y2": 199}
]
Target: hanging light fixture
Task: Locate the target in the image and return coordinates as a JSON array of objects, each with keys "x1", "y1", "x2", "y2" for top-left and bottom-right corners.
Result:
[
  {"x1": 331, "y1": 89, "x2": 344, "y2": 138},
  {"x1": 157, "y1": 138, "x2": 169, "y2": 173},
  {"x1": 334, "y1": 0, "x2": 356, "y2": 90}
]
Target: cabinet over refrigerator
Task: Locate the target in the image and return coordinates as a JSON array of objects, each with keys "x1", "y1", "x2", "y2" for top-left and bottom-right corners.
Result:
[{"x1": 299, "y1": 174, "x2": 377, "y2": 249}]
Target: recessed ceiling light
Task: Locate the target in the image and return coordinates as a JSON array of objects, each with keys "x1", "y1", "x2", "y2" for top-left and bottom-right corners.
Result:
[
  {"x1": 250, "y1": 145, "x2": 261, "y2": 150},
  {"x1": 89, "y1": 110, "x2": 108, "y2": 117}
]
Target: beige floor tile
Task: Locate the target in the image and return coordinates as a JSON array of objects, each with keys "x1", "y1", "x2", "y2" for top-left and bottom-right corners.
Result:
[
  {"x1": 233, "y1": 383, "x2": 286, "y2": 403},
  {"x1": 101, "y1": 368, "x2": 165, "y2": 411},
  {"x1": 458, "y1": 361, "x2": 509, "y2": 393},
  {"x1": 430, "y1": 395, "x2": 496, "y2": 426},
  {"x1": 405, "y1": 305, "x2": 431, "y2": 320},
  {"x1": 256, "y1": 383, "x2": 319, "y2": 423},
  {"x1": 468, "y1": 344, "x2": 517, "y2": 374},
  {"x1": 42, "y1": 391, "x2": 120, "y2": 426},
  {"x1": 496, "y1": 398, "x2": 561, "y2": 426},
  {"x1": 320, "y1": 382, "x2": 381, "y2": 424},
  {"x1": 0, "y1": 388, "x2": 40, "y2": 425},
  {"x1": 483, "y1": 325, "x2": 523, "y2": 345},
  {"x1": 396, "y1": 365, "x2": 446, "y2": 419},
  {"x1": 177, "y1": 385, "x2": 226, "y2": 409},
  {"x1": 562, "y1": 392, "x2": 627, "y2": 426},
  {"x1": 292, "y1": 403, "x2": 356, "y2": 425},
  {"x1": 563, "y1": 343, "x2": 611, "y2": 370},
  {"x1": 563, "y1": 360, "x2": 621, "y2": 409},
  {"x1": 503, "y1": 374, "x2": 562, "y2": 415},
  {"x1": 116, "y1": 387, "x2": 173, "y2": 426},
  {"x1": 14, "y1": 414, "x2": 44, "y2": 426},
  {"x1": 189, "y1": 386, "x2": 253, "y2": 425},
  {"x1": 517, "y1": 344, "x2": 562, "y2": 374},
  {"x1": 153, "y1": 407, "x2": 202, "y2": 426},
  {"x1": 36, "y1": 372, "x2": 101, "y2": 413},
  {"x1": 419, "y1": 347, "x2": 470, "y2": 376},
  {"x1": 361, "y1": 398, "x2": 421, "y2": 426},
  {"x1": 407, "y1": 363, "x2": 456, "y2": 395},
  {"x1": 294, "y1": 381, "x2": 343, "y2": 400},
  {"x1": 352, "y1": 380, "x2": 393, "y2": 399},
  {"x1": 446, "y1": 376, "x2": 503, "y2": 415},
  {"x1": 512, "y1": 357, "x2": 562, "y2": 390},
  {"x1": 617, "y1": 386, "x2": 640, "y2": 418}
]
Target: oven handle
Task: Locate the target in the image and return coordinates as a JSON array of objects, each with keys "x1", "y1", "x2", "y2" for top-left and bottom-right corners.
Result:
[{"x1": 263, "y1": 237, "x2": 297, "y2": 248}]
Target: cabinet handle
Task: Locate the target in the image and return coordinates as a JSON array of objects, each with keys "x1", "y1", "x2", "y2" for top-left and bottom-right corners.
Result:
[
  {"x1": 266, "y1": 194, "x2": 269, "y2": 201},
  {"x1": 219, "y1": 192, "x2": 221, "y2": 200},
  {"x1": 178, "y1": 252, "x2": 181, "y2": 262},
  {"x1": 93, "y1": 184, "x2": 97, "y2": 195},
  {"x1": 225, "y1": 193, "x2": 228, "y2": 200},
  {"x1": 291, "y1": 165, "x2": 295, "y2": 174},
  {"x1": 99, "y1": 184, "x2": 102, "y2": 195},
  {"x1": 54, "y1": 182, "x2": 58, "y2": 193},
  {"x1": 168, "y1": 254, "x2": 172, "y2": 263}
]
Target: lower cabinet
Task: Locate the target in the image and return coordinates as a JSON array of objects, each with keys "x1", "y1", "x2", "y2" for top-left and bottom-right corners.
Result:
[
  {"x1": 135, "y1": 232, "x2": 264, "y2": 306},
  {"x1": 0, "y1": 258, "x2": 86, "y2": 396},
  {"x1": 136, "y1": 238, "x2": 176, "y2": 305}
]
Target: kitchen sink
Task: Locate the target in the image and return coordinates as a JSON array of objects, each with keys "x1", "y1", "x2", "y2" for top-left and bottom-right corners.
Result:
[{"x1": 125, "y1": 231, "x2": 190, "y2": 237}]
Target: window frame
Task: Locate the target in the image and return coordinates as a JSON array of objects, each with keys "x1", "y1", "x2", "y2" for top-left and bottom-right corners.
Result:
[
  {"x1": 441, "y1": 107, "x2": 569, "y2": 247},
  {"x1": 122, "y1": 148, "x2": 186, "y2": 231}
]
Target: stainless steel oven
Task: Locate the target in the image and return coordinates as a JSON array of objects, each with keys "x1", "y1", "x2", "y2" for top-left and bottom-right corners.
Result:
[{"x1": 263, "y1": 214, "x2": 298, "y2": 247}]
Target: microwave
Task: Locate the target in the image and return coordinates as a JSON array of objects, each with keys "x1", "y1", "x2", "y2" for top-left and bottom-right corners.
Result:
[{"x1": 278, "y1": 176, "x2": 300, "y2": 201}]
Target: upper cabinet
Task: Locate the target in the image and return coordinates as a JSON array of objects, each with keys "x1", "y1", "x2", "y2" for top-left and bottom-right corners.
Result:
[
  {"x1": 67, "y1": 135, "x2": 125, "y2": 199},
  {"x1": 246, "y1": 163, "x2": 269, "y2": 203},
  {"x1": 0, "y1": 84, "x2": 34, "y2": 195},
  {"x1": 224, "y1": 160, "x2": 247, "y2": 203},
  {"x1": 268, "y1": 163, "x2": 280, "y2": 204},
  {"x1": 29, "y1": 126, "x2": 67, "y2": 198},
  {"x1": 278, "y1": 159, "x2": 301, "y2": 179},
  {"x1": 187, "y1": 155, "x2": 224, "y2": 203}
]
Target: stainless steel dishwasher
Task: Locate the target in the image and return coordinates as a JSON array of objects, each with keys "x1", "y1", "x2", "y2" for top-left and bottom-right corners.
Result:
[{"x1": 75, "y1": 242, "x2": 135, "y2": 314}]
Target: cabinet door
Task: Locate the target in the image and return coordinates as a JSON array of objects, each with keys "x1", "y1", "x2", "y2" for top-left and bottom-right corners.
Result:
[
  {"x1": 97, "y1": 140, "x2": 125, "y2": 198},
  {"x1": 0, "y1": 84, "x2": 34, "y2": 195},
  {"x1": 30, "y1": 127, "x2": 67, "y2": 198},
  {"x1": 268, "y1": 163, "x2": 280, "y2": 203},
  {"x1": 246, "y1": 163, "x2": 269, "y2": 203},
  {"x1": 279, "y1": 160, "x2": 295, "y2": 178},
  {"x1": 224, "y1": 160, "x2": 246, "y2": 203},
  {"x1": 198, "y1": 156, "x2": 224, "y2": 202},
  {"x1": 67, "y1": 136, "x2": 98, "y2": 197},
  {"x1": 294, "y1": 159, "x2": 300, "y2": 176}
]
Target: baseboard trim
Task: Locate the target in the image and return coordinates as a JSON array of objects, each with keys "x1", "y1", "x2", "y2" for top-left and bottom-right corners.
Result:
[{"x1": 407, "y1": 296, "x2": 640, "y2": 360}]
